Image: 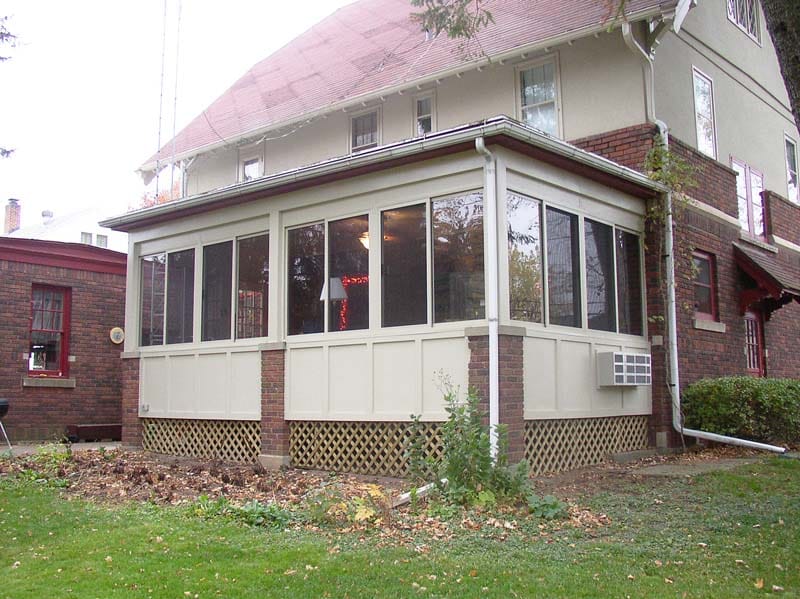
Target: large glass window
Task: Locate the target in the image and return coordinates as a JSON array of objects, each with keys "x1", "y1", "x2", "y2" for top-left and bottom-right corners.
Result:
[
  {"x1": 237, "y1": 234, "x2": 269, "y2": 339},
  {"x1": 507, "y1": 192, "x2": 543, "y2": 323},
  {"x1": 166, "y1": 249, "x2": 195, "y2": 344},
  {"x1": 140, "y1": 253, "x2": 166, "y2": 346},
  {"x1": 693, "y1": 68, "x2": 716, "y2": 159},
  {"x1": 546, "y1": 207, "x2": 581, "y2": 328},
  {"x1": 433, "y1": 192, "x2": 485, "y2": 322},
  {"x1": 29, "y1": 285, "x2": 70, "y2": 377},
  {"x1": 351, "y1": 110, "x2": 378, "y2": 152},
  {"x1": 382, "y1": 204, "x2": 428, "y2": 327},
  {"x1": 328, "y1": 215, "x2": 369, "y2": 331},
  {"x1": 202, "y1": 242, "x2": 233, "y2": 342},
  {"x1": 733, "y1": 158, "x2": 765, "y2": 237},
  {"x1": 584, "y1": 219, "x2": 616, "y2": 332},
  {"x1": 287, "y1": 224, "x2": 325, "y2": 335},
  {"x1": 616, "y1": 230, "x2": 643, "y2": 335},
  {"x1": 519, "y1": 60, "x2": 557, "y2": 136},
  {"x1": 785, "y1": 136, "x2": 798, "y2": 204}
]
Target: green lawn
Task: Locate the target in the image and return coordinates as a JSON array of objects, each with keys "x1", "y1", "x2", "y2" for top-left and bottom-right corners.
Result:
[{"x1": 1, "y1": 457, "x2": 798, "y2": 598}]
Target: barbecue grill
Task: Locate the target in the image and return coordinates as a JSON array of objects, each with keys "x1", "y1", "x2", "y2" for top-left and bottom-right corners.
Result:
[{"x1": 0, "y1": 399, "x2": 11, "y2": 451}]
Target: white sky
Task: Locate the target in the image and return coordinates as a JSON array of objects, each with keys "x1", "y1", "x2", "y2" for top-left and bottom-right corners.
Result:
[{"x1": 0, "y1": 0, "x2": 356, "y2": 229}]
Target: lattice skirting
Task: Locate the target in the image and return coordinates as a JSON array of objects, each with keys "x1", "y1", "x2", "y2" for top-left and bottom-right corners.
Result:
[
  {"x1": 141, "y1": 418, "x2": 261, "y2": 464},
  {"x1": 524, "y1": 416, "x2": 649, "y2": 475},
  {"x1": 289, "y1": 421, "x2": 444, "y2": 478}
]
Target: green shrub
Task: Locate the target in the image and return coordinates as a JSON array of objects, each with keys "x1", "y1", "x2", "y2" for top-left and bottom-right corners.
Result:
[{"x1": 682, "y1": 376, "x2": 800, "y2": 444}]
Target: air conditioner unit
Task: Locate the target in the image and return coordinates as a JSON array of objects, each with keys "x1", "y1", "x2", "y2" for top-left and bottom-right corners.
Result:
[{"x1": 597, "y1": 351, "x2": 652, "y2": 387}]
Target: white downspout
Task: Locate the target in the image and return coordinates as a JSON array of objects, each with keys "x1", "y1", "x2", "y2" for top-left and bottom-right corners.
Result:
[
  {"x1": 622, "y1": 22, "x2": 656, "y2": 124},
  {"x1": 656, "y1": 120, "x2": 786, "y2": 454},
  {"x1": 475, "y1": 136, "x2": 500, "y2": 459}
]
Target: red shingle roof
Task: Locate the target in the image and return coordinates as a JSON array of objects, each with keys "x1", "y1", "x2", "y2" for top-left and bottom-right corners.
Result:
[{"x1": 144, "y1": 0, "x2": 674, "y2": 169}]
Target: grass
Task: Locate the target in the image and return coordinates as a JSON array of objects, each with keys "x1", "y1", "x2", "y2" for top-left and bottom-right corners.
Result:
[{"x1": 1, "y1": 457, "x2": 799, "y2": 598}]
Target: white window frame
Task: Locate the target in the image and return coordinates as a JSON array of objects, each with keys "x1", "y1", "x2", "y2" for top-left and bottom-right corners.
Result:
[
  {"x1": 80, "y1": 232, "x2": 93, "y2": 245},
  {"x1": 692, "y1": 67, "x2": 717, "y2": 159},
  {"x1": 515, "y1": 54, "x2": 563, "y2": 138},
  {"x1": 784, "y1": 134, "x2": 799, "y2": 204},
  {"x1": 350, "y1": 107, "x2": 381, "y2": 153},
  {"x1": 96, "y1": 234, "x2": 108, "y2": 248},
  {"x1": 238, "y1": 144, "x2": 264, "y2": 183},
  {"x1": 413, "y1": 92, "x2": 436, "y2": 137},
  {"x1": 726, "y1": 0, "x2": 761, "y2": 44}
]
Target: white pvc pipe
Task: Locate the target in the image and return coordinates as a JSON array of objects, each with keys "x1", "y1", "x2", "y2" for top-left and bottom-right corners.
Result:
[
  {"x1": 475, "y1": 137, "x2": 500, "y2": 460},
  {"x1": 656, "y1": 120, "x2": 786, "y2": 454}
]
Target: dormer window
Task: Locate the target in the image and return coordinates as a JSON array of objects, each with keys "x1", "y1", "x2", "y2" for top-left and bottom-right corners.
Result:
[
  {"x1": 351, "y1": 110, "x2": 379, "y2": 152},
  {"x1": 415, "y1": 95, "x2": 435, "y2": 136}
]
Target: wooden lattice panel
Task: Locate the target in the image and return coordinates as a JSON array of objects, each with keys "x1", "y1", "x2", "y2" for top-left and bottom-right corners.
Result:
[
  {"x1": 289, "y1": 421, "x2": 443, "y2": 477},
  {"x1": 524, "y1": 416, "x2": 649, "y2": 475},
  {"x1": 141, "y1": 418, "x2": 261, "y2": 464}
]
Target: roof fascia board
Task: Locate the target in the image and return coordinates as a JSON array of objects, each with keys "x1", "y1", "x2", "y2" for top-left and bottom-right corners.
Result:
[
  {"x1": 139, "y1": 5, "x2": 674, "y2": 173},
  {"x1": 110, "y1": 117, "x2": 663, "y2": 232},
  {"x1": 0, "y1": 242, "x2": 127, "y2": 275}
]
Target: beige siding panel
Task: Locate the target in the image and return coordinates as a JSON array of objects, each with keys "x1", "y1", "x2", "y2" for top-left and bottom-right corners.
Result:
[
  {"x1": 382, "y1": 93, "x2": 415, "y2": 144},
  {"x1": 189, "y1": 150, "x2": 238, "y2": 196},
  {"x1": 328, "y1": 343, "x2": 372, "y2": 417},
  {"x1": 372, "y1": 340, "x2": 419, "y2": 418},
  {"x1": 195, "y1": 353, "x2": 229, "y2": 416},
  {"x1": 437, "y1": 66, "x2": 514, "y2": 131},
  {"x1": 421, "y1": 337, "x2": 468, "y2": 419},
  {"x1": 140, "y1": 355, "x2": 168, "y2": 417},
  {"x1": 266, "y1": 112, "x2": 349, "y2": 176},
  {"x1": 167, "y1": 355, "x2": 198, "y2": 416},
  {"x1": 557, "y1": 339, "x2": 592, "y2": 413},
  {"x1": 287, "y1": 346, "x2": 327, "y2": 417},
  {"x1": 229, "y1": 351, "x2": 262, "y2": 419},
  {"x1": 522, "y1": 336, "x2": 557, "y2": 412}
]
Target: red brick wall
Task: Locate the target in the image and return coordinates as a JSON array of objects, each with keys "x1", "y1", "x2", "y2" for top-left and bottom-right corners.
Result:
[
  {"x1": 764, "y1": 190, "x2": 800, "y2": 245},
  {"x1": 260, "y1": 349, "x2": 288, "y2": 458},
  {"x1": 121, "y1": 357, "x2": 141, "y2": 446},
  {"x1": 0, "y1": 259, "x2": 126, "y2": 441},
  {"x1": 571, "y1": 123, "x2": 656, "y2": 172}
]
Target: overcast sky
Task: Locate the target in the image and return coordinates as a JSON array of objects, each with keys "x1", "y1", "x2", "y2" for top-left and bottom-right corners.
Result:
[{"x1": 0, "y1": 0, "x2": 356, "y2": 229}]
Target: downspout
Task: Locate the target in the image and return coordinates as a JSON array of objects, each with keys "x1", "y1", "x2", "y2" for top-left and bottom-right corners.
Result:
[
  {"x1": 656, "y1": 120, "x2": 786, "y2": 454},
  {"x1": 475, "y1": 136, "x2": 500, "y2": 459},
  {"x1": 622, "y1": 22, "x2": 656, "y2": 123}
]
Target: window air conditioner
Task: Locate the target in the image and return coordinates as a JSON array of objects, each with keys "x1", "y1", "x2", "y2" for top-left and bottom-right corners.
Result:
[{"x1": 596, "y1": 351, "x2": 652, "y2": 387}]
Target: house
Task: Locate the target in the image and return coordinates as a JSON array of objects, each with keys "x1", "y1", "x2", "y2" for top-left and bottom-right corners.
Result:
[
  {"x1": 101, "y1": 0, "x2": 800, "y2": 474},
  {"x1": 0, "y1": 232, "x2": 127, "y2": 442}
]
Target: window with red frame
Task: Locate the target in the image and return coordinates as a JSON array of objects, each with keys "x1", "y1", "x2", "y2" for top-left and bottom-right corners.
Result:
[
  {"x1": 744, "y1": 310, "x2": 765, "y2": 377},
  {"x1": 732, "y1": 158, "x2": 766, "y2": 237},
  {"x1": 29, "y1": 285, "x2": 71, "y2": 377},
  {"x1": 692, "y1": 251, "x2": 718, "y2": 320}
]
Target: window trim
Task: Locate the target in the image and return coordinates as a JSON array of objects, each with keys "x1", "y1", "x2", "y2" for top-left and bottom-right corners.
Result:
[
  {"x1": 692, "y1": 250, "x2": 719, "y2": 322},
  {"x1": 413, "y1": 92, "x2": 436, "y2": 137},
  {"x1": 692, "y1": 67, "x2": 717, "y2": 159},
  {"x1": 744, "y1": 309, "x2": 766, "y2": 377},
  {"x1": 726, "y1": 0, "x2": 762, "y2": 45},
  {"x1": 515, "y1": 54, "x2": 563, "y2": 138},
  {"x1": 784, "y1": 133, "x2": 799, "y2": 204},
  {"x1": 28, "y1": 284, "x2": 71, "y2": 378},
  {"x1": 350, "y1": 107, "x2": 381, "y2": 153}
]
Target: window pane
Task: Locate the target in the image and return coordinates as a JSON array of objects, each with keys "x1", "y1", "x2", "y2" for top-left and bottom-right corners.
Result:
[
  {"x1": 382, "y1": 204, "x2": 427, "y2": 327},
  {"x1": 243, "y1": 158, "x2": 260, "y2": 181},
  {"x1": 29, "y1": 286, "x2": 68, "y2": 374},
  {"x1": 166, "y1": 249, "x2": 195, "y2": 344},
  {"x1": 694, "y1": 254, "x2": 710, "y2": 285},
  {"x1": 507, "y1": 192, "x2": 543, "y2": 323},
  {"x1": 693, "y1": 72, "x2": 715, "y2": 158},
  {"x1": 751, "y1": 171, "x2": 764, "y2": 236},
  {"x1": 287, "y1": 224, "x2": 325, "y2": 335},
  {"x1": 615, "y1": 230, "x2": 643, "y2": 335},
  {"x1": 140, "y1": 253, "x2": 166, "y2": 346},
  {"x1": 81, "y1": 232, "x2": 92, "y2": 244},
  {"x1": 546, "y1": 207, "x2": 581, "y2": 328},
  {"x1": 433, "y1": 192, "x2": 485, "y2": 322},
  {"x1": 328, "y1": 215, "x2": 369, "y2": 331},
  {"x1": 202, "y1": 242, "x2": 233, "y2": 341},
  {"x1": 786, "y1": 139, "x2": 798, "y2": 203},
  {"x1": 416, "y1": 97, "x2": 431, "y2": 116},
  {"x1": 693, "y1": 254, "x2": 714, "y2": 316},
  {"x1": 352, "y1": 111, "x2": 378, "y2": 150},
  {"x1": 733, "y1": 161, "x2": 750, "y2": 231},
  {"x1": 520, "y1": 62, "x2": 556, "y2": 135},
  {"x1": 96, "y1": 234, "x2": 108, "y2": 248},
  {"x1": 694, "y1": 285, "x2": 712, "y2": 315},
  {"x1": 29, "y1": 331, "x2": 61, "y2": 372},
  {"x1": 585, "y1": 219, "x2": 616, "y2": 332},
  {"x1": 237, "y1": 234, "x2": 269, "y2": 339},
  {"x1": 417, "y1": 115, "x2": 432, "y2": 136}
]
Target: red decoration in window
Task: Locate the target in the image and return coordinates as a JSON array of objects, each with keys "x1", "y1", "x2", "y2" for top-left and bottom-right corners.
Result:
[{"x1": 337, "y1": 274, "x2": 369, "y2": 331}]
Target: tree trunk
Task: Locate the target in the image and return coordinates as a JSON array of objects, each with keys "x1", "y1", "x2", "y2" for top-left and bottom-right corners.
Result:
[{"x1": 761, "y1": 0, "x2": 800, "y2": 134}]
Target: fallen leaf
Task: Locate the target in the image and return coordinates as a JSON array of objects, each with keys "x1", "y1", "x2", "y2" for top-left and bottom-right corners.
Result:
[{"x1": 755, "y1": 579, "x2": 764, "y2": 589}]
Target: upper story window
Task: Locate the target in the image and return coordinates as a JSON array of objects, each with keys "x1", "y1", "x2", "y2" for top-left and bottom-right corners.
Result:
[
  {"x1": 96, "y1": 234, "x2": 108, "y2": 248},
  {"x1": 732, "y1": 158, "x2": 765, "y2": 237},
  {"x1": 785, "y1": 135, "x2": 798, "y2": 204},
  {"x1": 415, "y1": 95, "x2": 435, "y2": 136},
  {"x1": 692, "y1": 68, "x2": 716, "y2": 159},
  {"x1": 692, "y1": 250, "x2": 718, "y2": 321},
  {"x1": 80, "y1": 232, "x2": 92, "y2": 245},
  {"x1": 29, "y1": 285, "x2": 71, "y2": 377},
  {"x1": 727, "y1": 0, "x2": 761, "y2": 43},
  {"x1": 518, "y1": 57, "x2": 559, "y2": 136},
  {"x1": 351, "y1": 110, "x2": 379, "y2": 152},
  {"x1": 241, "y1": 157, "x2": 261, "y2": 182}
]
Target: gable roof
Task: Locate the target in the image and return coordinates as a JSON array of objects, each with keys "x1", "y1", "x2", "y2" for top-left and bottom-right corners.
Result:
[
  {"x1": 0, "y1": 237, "x2": 127, "y2": 276},
  {"x1": 142, "y1": 0, "x2": 677, "y2": 171}
]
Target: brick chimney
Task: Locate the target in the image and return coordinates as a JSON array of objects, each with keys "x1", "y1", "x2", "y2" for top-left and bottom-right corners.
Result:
[{"x1": 4, "y1": 199, "x2": 20, "y2": 235}]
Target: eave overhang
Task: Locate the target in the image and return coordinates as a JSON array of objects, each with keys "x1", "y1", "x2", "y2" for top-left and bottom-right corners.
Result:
[
  {"x1": 733, "y1": 242, "x2": 800, "y2": 317},
  {"x1": 106, "y1": 116, "x2": 664, "y2": 233},
  {"x1": 0, "y1": 238, "x2": 127, "y2": 276}
]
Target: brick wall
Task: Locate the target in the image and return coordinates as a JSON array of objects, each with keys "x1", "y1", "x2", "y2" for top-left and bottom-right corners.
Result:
[
  {"x1": 571, "y1": 123, "x2": 656, "y2": 172},
  {"x1": 121, "y1": 357, "x2": 141, "y2": 446},
  {"x1": 260, "y1": 349, "x2": 288, "y2": 460},
  {"x1": 764, "y1": 190, "x2": 800, "y2": 245},
  {"x1": 0, "y1": 259, "x2": 126, "y2": 441}
]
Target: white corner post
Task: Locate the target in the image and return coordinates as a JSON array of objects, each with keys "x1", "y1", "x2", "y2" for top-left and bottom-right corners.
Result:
[{"x1": 475, "y1": 136, "x2": 500, "y2": 460}]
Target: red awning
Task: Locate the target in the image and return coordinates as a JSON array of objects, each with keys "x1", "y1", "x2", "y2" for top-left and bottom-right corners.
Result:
[{"x1": 733, "y1": 242, "x2": 800, "y2": 316}]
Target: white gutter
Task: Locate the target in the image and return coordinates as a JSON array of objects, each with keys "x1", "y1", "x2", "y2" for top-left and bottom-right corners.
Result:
[
  {"x1": 475, "y1": 137, "x2": 500, "y2": 460},
  {"x1": 656, "y1": 120, "x2": 786, "y2": 454}
]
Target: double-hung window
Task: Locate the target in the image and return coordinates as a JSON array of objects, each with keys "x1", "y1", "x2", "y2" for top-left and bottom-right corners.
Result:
[
  {"x1": 414, "y1": 95, "x2": 435, "y2": 136},
  {"x1": 29, "y1": 285, "x2": 71, "y2": 377},
  {"x1": 241, "y1": 158, "x2": 261, "y2": 182},
  {"x1": 727, "y1": 0, "x2": 760, "y2": 42},
  {"x1": 692, "y1": 251, "x2": 718, "y2": 321},
  {"x1": 518, "y1": 58, "x2": 559, "y2": 136},
  {"x1": 692, "y1": 68, "x2": 716, "y2": 159},
  {"x1": 732, "y1": 158, "x2": 765, "y2": 237},
  {"x1": 351, "y1": 110, "x2": 379, "y2": 152},
  {"x1": 785, "y1": 136, "x2": 798, "y2": 204}
]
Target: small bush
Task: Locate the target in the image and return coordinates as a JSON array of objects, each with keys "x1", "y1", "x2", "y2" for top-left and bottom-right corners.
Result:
[
  {"x1": 190, "y1": 495, "x2": 292, "y2": 530},
  {"x1": 682, "y1": 377, "x2": 800, "y2": 444}
]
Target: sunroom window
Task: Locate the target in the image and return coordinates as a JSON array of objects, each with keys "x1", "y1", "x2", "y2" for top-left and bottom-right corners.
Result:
[
  {"x1": 382, "y1": 204, "x2": 428, "y2": 327},
  {"x1": 202, "y1": 242, "x2": 233, "y2": 342},
  {"x1": 328, "y1": 215, "x2": 369, "y2": 332},
  {"x1": 237, "y1": 234, "x2": 269, "y2": 339},
  {"x1": 546, "y1": 207, "x2": 581, "y2": 328},
  {"x1": 166, "y1": 249, "x2": 195, "y2": 344},
  {"x1": 287, "y1": 224, "x2": 325, "y2": 335},
  {"x1": 584, "y1": 219, "x2": 616, "y2": 332},
  {"x1": 507, "y1": 192, "x2": 543, "y2": 323}
]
